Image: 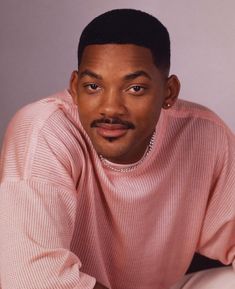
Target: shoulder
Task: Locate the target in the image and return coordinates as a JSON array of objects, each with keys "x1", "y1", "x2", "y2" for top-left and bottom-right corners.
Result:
[
  {"x1": 0, "y1": 91, "x2": 84, "y2": 183},
  {"x1": 170, "y1": 99, "x2": 226, "y2": 124},
  {"x1": 5, "y1": 90, "x2": 75, "y2": 131},
  {"x1": 2, "y1": 90, "x2": 79, "y2": 146},
  {"x1": 168, "y1": 99, "x2": 234, "y2": 139},
  {"x1": 163, "y1": 99, "x2": 235, "y2": 164}
]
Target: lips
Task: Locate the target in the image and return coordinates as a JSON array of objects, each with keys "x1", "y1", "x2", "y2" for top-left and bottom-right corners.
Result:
[{"x1": 95, "y1": 123, "x2": 129, "y2": 138}]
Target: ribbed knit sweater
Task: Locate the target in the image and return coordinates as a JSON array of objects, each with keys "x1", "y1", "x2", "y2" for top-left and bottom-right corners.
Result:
[{"x1": 0, "y1": 90, "x2": 235, "y2": 289}]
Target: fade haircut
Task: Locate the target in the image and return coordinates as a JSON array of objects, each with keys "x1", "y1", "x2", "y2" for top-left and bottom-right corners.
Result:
[{"x1": 77, "y1": 9, "x2": 171, "y2": 75}]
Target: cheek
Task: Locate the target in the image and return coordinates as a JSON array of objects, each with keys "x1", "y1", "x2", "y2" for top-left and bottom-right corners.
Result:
[
  {"x1": 77, "y1": 106, "x2": 92, "y2": 130},
  {"x1": 77, "y1": 96, "x2": 98, "y2": 117},
  {"x1": 132, "y1": 100, "x2": 161, "y2": 122},
  {"x1": 77, "y1": 96, "x2": 102, "y2": 122}
]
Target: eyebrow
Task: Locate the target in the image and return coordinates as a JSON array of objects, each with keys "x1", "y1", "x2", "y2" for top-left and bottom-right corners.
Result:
[
  {"x1": 79, "y1": 69, "x2": 102, "y2": 80},
  {"x1": 78, "y1": 69, "x2": 152, "y2": 81},
  {"x1": 123, "y1": 70, "x2": 152, "y2": 81}
]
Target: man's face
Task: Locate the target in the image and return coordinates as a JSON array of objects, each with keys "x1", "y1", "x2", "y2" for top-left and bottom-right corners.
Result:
[{"x1": 70, "y1": 44, "x2": 175, "y2": 164}]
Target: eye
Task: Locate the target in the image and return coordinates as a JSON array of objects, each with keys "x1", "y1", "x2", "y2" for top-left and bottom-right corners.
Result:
[
  {"x1": 132, "y1": 86, "x2": 142, "y2": 92},
  {"x1": 83, "y1": 83, "x2": 101, "y2": 93},
  {"x1": 87, "y1": 83, "x2": 99, "y2": 90},
  {"x1": 128, "y1": 85, "x2": 146, "y2": 95}
]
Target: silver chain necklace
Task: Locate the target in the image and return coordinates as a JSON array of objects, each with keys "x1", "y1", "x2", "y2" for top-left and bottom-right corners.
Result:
[{"x1": 99, "y1": 131, "x2": 156, "y2": 172}]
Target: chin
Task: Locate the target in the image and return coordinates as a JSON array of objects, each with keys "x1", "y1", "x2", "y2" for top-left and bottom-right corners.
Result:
[{"x1": 95, "y1": 146, "x2": 129, "y2": 163}]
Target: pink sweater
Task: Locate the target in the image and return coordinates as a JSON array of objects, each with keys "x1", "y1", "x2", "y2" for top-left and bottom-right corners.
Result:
[{"x1": 0, "y1": 90, "x2": 235, "y2": 289}]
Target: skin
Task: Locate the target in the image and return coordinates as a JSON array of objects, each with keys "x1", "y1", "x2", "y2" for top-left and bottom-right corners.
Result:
[{"x1": 70, "y1": 44, "x2": 180, "y2": 164}]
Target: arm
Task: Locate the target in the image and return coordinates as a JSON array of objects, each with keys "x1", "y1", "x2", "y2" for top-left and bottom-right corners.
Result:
[
  {"x1": 197, "y1": 129, "x2": 235, "y2": 267},
  {"x1": 0, "y1": 104, "x2": 98, "y2": 288},
  {"x1": 0, "y1": 180, "x2": 96, "y2": 289}
]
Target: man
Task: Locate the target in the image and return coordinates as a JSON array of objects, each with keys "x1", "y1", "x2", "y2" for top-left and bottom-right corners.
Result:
[{"x1": 0, "y1": 8, "x2": 235, "y2": 289}]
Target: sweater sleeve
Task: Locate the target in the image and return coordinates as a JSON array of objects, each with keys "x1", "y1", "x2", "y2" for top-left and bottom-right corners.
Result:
[
  {"x1": 0, "y1": 104, "x2": 96, "y2": 289},
  {"x1": 0, "y1": 181, "x2": 96, "y2": 289},
  {"x1": 197, "y1": 128, "x2": 235, "y2": 268}
]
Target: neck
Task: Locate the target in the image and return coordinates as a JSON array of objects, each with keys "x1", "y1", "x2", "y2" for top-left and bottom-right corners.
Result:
[{"x1": 100, "y1": 131, "x2": 155, "y2": 166}]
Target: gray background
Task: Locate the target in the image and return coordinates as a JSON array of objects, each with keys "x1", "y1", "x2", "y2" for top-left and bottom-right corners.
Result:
[{"x1": 1, "y1": 0, "x2": 235, "y2": 146}]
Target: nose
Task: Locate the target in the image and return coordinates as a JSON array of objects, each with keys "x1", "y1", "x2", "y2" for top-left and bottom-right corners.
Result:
[{"x1": 99, "y1": 89, "x2": 127, "y2": 117}]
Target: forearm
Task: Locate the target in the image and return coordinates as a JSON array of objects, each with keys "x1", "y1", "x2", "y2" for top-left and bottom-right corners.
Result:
[{"x1": 0, "y1": 181, "x2": 97, "y2": 289}]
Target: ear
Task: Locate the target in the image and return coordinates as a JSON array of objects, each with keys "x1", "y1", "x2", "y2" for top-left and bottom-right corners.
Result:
[
  {"x1": 69, "y1": 70, "x2": 79, "y2": 105},
  {"x1": 162, "y1": 75, "x2": 181, "y2": 109}
]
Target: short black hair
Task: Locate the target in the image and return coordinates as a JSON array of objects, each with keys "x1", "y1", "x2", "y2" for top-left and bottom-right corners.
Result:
[{"x1": 77, "y1": 9, "x2": 171, "y2": 74}]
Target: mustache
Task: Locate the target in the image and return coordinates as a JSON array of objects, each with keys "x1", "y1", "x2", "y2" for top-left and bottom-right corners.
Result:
[{"x1": 90, "y1": 117, "x2": 135, "y2": 129}]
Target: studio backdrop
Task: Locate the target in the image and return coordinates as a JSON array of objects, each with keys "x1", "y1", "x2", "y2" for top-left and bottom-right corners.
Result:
[{"x1": 0, "y1": 0, "x2": 235, "y2": 145}]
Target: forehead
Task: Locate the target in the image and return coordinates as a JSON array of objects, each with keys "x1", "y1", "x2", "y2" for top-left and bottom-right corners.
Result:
[{"x1": 79, "y1": 44, "x2": 158, "y2": 73}]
